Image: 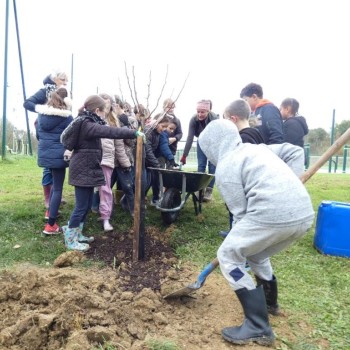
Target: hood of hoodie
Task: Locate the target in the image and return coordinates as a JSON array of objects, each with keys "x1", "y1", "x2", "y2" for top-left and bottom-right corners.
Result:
[
  {"x1": 294, "y1": 116, "x2": 309, "y2": 135},
  {"x1": 198, "y1": 119, "x2": 242, "y2": 166}
]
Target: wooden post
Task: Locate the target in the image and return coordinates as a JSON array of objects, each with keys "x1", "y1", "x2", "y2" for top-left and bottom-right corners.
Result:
[{"x1": 132, "y1": 129, "x2": 145, "y2": 262}]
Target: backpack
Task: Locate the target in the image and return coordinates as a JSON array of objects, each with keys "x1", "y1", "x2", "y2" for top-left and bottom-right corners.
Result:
[{"x1": 60, "y1": 115, "x2": 86, "y2": 151}]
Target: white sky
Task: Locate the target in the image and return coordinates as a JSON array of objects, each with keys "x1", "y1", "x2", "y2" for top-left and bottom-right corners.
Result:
[{"x1": 1, "y1": 0, "x2": 350, "y2": 138}]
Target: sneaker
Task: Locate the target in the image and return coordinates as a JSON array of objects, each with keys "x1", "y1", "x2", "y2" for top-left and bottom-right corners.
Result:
[
  {"x1": 203, "y1": 187, "x2": 213, "y2": 202},
  {"x1": 43, "y1": 223, "x2": 61, "y2": 235},
  {"x1": 103, "y1": 220, "x2": 114, "y2": 232},
  {"x1": 150, "y1": 199, "x2": 159, "y2": 207}
]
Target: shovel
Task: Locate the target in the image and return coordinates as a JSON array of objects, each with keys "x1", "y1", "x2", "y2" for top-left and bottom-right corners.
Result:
[
  {"x1": 164, "y1": 258, "x2": 219, "y2": 299},
  {"x1": 163, "y1": 128, "x2": 350, "y2": 300}
]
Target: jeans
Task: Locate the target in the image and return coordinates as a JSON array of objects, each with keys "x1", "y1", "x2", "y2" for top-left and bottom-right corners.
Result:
[
  {"x1": 197, "y1": 142, "x2": 216, "y2": 188},
  {"x1": 42, "y1": 167, "x2": 53, "y2": 186},
  {"x1": 115, "y1": 167, "x2": 135, "y2": 213},
  {"x1": 47, "y1": 168, "x2": 66, "y2": 226},
  {"x1": 69, "y1": 186, "x2": 94, "y2": 228}
]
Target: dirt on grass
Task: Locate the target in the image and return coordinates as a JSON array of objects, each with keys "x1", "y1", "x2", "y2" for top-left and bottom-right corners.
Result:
[{"x1": 0, "y1": 225, "x2": 312, "y2": 350}]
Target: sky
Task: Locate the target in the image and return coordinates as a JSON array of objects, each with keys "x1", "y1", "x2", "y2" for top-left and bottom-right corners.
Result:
[{"x1": 1, "y1": 0, "x2": 350, "y2": 138}]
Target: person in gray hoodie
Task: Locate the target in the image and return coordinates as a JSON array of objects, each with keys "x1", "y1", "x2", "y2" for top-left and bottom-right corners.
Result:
[{"x1": 198, "y1": 119, "x2": 314, "y2": 347}]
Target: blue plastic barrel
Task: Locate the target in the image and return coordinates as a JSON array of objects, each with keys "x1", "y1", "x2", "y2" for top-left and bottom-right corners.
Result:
[{"x1": 314, "y1": 201, "x2": 350, "y2": 258}]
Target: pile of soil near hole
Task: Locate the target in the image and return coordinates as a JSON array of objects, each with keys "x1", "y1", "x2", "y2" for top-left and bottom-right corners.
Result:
[{"x1": 0, "y1": 225, "x2": 315, "y2": 350}]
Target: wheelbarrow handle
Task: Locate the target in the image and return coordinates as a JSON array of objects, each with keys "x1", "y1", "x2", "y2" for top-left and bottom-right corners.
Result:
[{"x1": 196, "y1": 257, "x2": 220, "y2": 287}]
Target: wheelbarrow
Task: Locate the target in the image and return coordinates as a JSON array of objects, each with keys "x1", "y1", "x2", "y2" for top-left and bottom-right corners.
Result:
[{"x1": 148, "y1": 167, "x2": 215, "y2": 224}]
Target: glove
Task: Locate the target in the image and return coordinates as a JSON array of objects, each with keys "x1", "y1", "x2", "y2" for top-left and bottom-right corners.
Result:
[
  {"x1": 169, "y1": 159, "x2": 179, "y2": 167},
  {"x1": 180, "y1": 155, "x2": 186, "y2": 165},
  {"x1": 135, "y1": 130, "x2": 146, "y2": 143}
]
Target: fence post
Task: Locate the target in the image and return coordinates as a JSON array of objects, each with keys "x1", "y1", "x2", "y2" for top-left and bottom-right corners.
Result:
[
  {"x1": 304, "y1": 143, "x2": 310, "y2": 169},
  {"x1": 343, "y1": 145, "x2": 348, "y2": 173}
]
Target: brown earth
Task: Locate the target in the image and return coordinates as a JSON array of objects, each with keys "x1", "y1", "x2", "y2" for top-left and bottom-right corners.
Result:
[{"x1": 0, "y1": 226, "x2": 310, "y2": 350}]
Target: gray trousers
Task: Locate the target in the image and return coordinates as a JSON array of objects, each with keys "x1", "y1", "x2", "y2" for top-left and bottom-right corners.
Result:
[{"x1": 217, "y1": 217, "x2": 314, "y2": 291}]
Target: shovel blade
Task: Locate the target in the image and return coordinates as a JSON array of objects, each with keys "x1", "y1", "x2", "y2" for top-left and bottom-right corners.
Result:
[{"x1": 163, "y1": 282, "x2": 201, "y2": 299}]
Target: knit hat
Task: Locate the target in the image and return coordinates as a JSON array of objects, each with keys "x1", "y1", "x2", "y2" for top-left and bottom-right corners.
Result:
[{"x1": 197, "y1": 100, "x2": 210, "y2": 111}]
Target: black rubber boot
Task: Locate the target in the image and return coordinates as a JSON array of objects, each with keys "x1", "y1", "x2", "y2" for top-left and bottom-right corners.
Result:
[
  {"x1": 222, "y1": 286, "x2": 275, "y2": 346},
  {"x1": 255, "y1": 275, "x2": 281, "y2": 316}
]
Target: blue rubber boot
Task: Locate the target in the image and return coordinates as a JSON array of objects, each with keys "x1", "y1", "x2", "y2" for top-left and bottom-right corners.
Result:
[
  {"x1": 63, "y1": 222, "x2": 94, "y2": 243},
  {"x1": 63, "y1": 227, "x2": 90, "y2": 251}
]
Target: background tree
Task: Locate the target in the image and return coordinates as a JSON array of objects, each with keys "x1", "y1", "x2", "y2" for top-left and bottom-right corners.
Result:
[
  {"x1": 334, "y1": 120, "x2": 350, "y2": 138},
  {"x1": 305, "y1": 128, "x2": 330, "y2": 155},
  {"x1": 0, "y1": 119, "x2": 37, "y2": 154}
]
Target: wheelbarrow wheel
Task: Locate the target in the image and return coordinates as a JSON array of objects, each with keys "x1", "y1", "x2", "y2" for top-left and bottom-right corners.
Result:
[{"x1": 161, "y1": 188, "x2": 181, "y2": 224}]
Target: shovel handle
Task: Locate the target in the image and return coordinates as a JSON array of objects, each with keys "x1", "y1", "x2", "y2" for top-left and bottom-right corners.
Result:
[
  {"x1": 300, "y1": 127, "x2": 350, "y2": 184},
  {"x1": 196, "y1": 258, "x2": 220, "y2": 287}
]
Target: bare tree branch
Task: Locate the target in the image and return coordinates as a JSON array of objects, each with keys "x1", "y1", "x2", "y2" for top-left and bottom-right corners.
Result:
[
  {"x1": 118, "y1": 77, "x2": 124, "y2": 101},
  {"x1": 145, "y1": 70, "x2": 152, "y2": 111},
  {"x1": 132, "y1": 66, "x2": 140, "y2": 108},
  {"x1": 172, "y1": 72, "x2": 190, "y2": 106},
  {"x1": 124, "y1": 61, "x2": 138, "y2": 113},
  {"x1": 145, "y1": 72, "x2": 190, "y2": 135},
  {"x1": 148, "y1": 64, "x2": 169, "y2": 118}
]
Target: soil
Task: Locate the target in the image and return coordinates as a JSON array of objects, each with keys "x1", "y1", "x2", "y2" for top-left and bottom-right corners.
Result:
[{"x1": 0, "y1": 225, "x2": 312, "y2": 350}]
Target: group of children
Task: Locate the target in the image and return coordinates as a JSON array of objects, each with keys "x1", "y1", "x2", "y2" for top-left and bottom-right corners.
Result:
[
  {"x1": 25, "y1": 72, "x2": 316, "y2": 347},
  {"x1": 24, "y1": 70, "x2": 183, "y2": 251}
]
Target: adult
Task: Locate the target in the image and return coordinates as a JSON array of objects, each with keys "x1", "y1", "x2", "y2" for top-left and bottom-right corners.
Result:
[
  {"x1": 180, "y1": 99, "x2": 218, "y2": 201},
  {"x1": 280, "y1": 98, "x2": 309, "y2": 163},
  {"x1": 240, "y1": 83, "x2": 284, "y2": 144},
  {"x1": 23, "y1": 69, "x2": 69, "y2": 215},
  {"x1": 35, "y1": 87, "x2": 73, "y2": 234},
  {"x1": 198, "y1": 119, "x2": 314, "y2": 346}
]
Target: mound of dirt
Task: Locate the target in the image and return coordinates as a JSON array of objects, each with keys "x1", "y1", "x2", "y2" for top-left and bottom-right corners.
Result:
[{"x1": 0, "y1": 226, "x2": 307, "y2": 349}]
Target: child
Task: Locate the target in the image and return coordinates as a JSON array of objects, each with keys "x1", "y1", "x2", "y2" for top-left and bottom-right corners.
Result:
[
  {"x1": 198, "y1": 119, "x2": 314, "y2": 346},
  {"x1": 157, "y1": 118, "x2": 179, "y2": 169},
  {"x1": 96, "y1": 93, "x2": 119, "y2": 232},
  {"x1": 63, "y1": 95, "x2": 143, "y2": 251},
  {"x1": 144, "y1": 114, "x2": 172, "y2": 205},
  {"x1": 162, "y1": 98, "x2": 183, "y2": 155},
  {"x1": 35, "y1": 87, "x2": 73, "y2": 234}
]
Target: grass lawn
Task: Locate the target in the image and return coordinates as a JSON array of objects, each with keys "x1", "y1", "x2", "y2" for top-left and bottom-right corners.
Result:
[{"x1": 1, "y1": 155, "x2": 350, "y2": 349}]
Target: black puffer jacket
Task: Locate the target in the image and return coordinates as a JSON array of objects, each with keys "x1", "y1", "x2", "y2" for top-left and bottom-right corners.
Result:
[
  {"x1": 68, "y1": 112, "x2": 136, "y2": 187},
  {"x1": 144, "y1": 124, "x2": 161, "y2": 168}
]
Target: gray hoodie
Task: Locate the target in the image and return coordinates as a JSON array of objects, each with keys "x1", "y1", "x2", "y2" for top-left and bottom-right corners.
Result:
[{"x1": 198, "y1": 119, "x2": 314, "y2": 226}]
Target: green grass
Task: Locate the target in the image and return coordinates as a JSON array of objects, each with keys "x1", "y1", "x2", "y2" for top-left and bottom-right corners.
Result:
[{"x1": 1, "y1": 156, "x2": 350, "y2": 349}]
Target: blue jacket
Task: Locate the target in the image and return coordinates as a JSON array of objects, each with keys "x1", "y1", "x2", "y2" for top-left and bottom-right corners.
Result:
[
  {"x1": 253, "y1": 102, "x2": 284, "y2": 144},
  {"x1": 36, "y1": 104, "x2": 73, "y2": 169},
  {"x1": 23, "y1": 75, "x2": 56, "y2": 112},
  {"x1": 157, "y1": 130, "x2": 175, "y2": 160}
]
